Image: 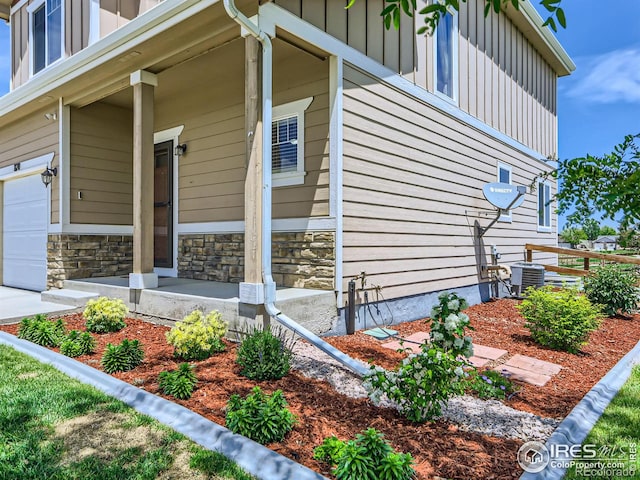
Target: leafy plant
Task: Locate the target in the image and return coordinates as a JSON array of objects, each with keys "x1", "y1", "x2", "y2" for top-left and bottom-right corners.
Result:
[
  {"x1": 59, "y1": 330, "x2": 96, "y2": 357},
  {"x1": 225, "y1": 387, "x2": 296, "y2": 445},
  {"x1": 364, "y1": 344, "x2": 467, "y2": 423},
  {"x1": 463, "y1": 369, "x2": 518, "y2": 400},
  {"x1": 84, "y1": 297, "x2": 128, "y2": 333},
  {"x1": 314, "y1": 428, "x2": 415, "y2": 480},
  {"x1": 17, "y1": 315, "x2": 65, "y2": 347},
  {"x1": 236, "y1": 326, "x2": 295, "y2": 381},
  {"x1": 158, "y1": 363, "x2": 198, "y2": 400},
  {"x1": 165, "y1": 310, "x2": 227, "y2": 360},
  {"x1": 517, "y1": 286, "x2": 602, "y2": 353},
  {"x1": 101, "y1": 339, "x2": 144, "y2": 373},
  {"x1": 428, "y1": 291, "x2": 474, "y2": 359},
  {"x1": 584, "y1": 264, "x2": 639, "y2": 316}
]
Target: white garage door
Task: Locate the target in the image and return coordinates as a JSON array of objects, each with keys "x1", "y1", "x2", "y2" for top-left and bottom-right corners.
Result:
[{"x1": 3, "y1": 174, "x2": 48, "y2": 291}]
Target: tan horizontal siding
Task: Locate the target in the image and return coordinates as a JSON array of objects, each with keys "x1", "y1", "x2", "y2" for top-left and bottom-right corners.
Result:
[
  {"x1": 70, "y1": 102, "x2": 133, "y2": 225},
  {"x1": 342, "y1": 64, "x2": 556, "y2": 301}
]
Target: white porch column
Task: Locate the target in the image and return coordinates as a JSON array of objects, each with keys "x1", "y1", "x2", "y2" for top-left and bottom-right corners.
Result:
[{"x1": 129, "y1": 70, "x2": 158, "y2": 289}]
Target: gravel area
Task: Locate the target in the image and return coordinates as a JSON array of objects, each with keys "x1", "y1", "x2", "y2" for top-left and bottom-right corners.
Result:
[{"x1": 292, "y1": 341, "x2": 560, "y2": 442}]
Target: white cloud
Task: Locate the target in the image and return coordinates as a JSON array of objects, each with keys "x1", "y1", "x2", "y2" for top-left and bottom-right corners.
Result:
[{"x1": 566, "y1": 48, "x2": 640, "y2": 104}]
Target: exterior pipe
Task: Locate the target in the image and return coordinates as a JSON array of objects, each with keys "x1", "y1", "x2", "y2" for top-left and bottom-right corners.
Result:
[{"x1": 223, "y1": 0, "x2": 368, "y2": 377}]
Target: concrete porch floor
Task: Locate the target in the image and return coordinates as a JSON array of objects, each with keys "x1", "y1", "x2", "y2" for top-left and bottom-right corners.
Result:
[{"x1": 43, "y1": 277, "x2": 339, "y2": 335}]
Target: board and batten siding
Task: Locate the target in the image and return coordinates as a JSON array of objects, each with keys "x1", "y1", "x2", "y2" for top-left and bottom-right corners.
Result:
[
  {"x1": 99, "y1": 0, "x2": 163, "y2": 39},
  {"x1": 272, "y1": 0, "x2": 557, "y2": 158},
  {"x1": 69, "y1": 102, "x2": 133, "y2": 225},
  {"x1": 0, "y1": 106, "x2": 60, "y2": 223},
  {"x1": 341, "y1": 65, "x2": 556, "y2": 301},
  {"x1": 154, "y1": 38, "x2": 329, "y2": 224}
]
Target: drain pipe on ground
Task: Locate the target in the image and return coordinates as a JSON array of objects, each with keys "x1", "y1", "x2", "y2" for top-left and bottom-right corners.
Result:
[{"x1": 222, "y1": 0, "x2": 368, "y2": 378}]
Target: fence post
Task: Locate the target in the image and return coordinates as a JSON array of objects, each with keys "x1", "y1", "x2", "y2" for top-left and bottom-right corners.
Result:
[{"x1": 584, "y1": 257, "x2": 590, "y2": 271}]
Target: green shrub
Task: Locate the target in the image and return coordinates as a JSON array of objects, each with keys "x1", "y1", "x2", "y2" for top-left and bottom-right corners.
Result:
[
  {"x1": 584, "y1": 264, "x2": 639, "y2": 316},
  {"x1": 165, "y1": 310, "x2": 227, "y2": 360},
  {"x1": 463, "y1": 369, "x2": 518, "y2": 400},
  {"x1": 314, "y1": 428, "x2": 415, "y2": 480},
  {"x1": 428, "y1": 291, "x2": 474, "y2": 359},
  {"x1": 364, "y1": 344, "x2": 466, "y2": 423},
  {"x1": 84, "y1": 297, "x2": 128, "y2": 333},
  {"x1": 236, "y1": 326, "x2": 294, "y2": 381},
  {"x1": 17, "y1": 314, "x2": 66, "y2": 347},
  {"x1": 101, "y1": 339, "x2": 144, "y2": 373},
  {"x1": 225, "y1": 387, "x2": 296, "y2": 445},
  {"x1": 517, "y1": 286, "x2": 602, "y2": 353},
  {"x1": 60, "y1": 330, "x2": 96, "y2": 357},
  {"x1": 158, "y1": 363, "x2": 198, "y2": 400}
]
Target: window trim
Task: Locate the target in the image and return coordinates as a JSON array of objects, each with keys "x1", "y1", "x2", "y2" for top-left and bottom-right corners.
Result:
[
  {"x1": 272, "y1": 97, "x2": 313, "y2": 188},
  {"x1": 537, "y1": 180, "x2": 552, "y2": 232},
  {"x1": 433, "y1": 10, "x2": 459, "y2": 104},
  {"x1": 28, "y1": 0, "x2": 65, "y2": 77},
  {"x1": 497, "y1": 162, "x2": 512, "y2": 222}
]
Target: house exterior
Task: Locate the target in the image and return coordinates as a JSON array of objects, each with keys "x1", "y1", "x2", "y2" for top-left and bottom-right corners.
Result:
[
  {"x1": 0, "y1": 0, "x2": 573, "y2": 331},
  {"x1": 593, "y1": 235, "x2": 618, "y2": 251}
]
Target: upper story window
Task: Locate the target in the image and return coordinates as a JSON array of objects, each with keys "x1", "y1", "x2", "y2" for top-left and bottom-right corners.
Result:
[
  {"x1": 497, "y1": 163, "x2": 512, "y2": 222},
  {"x1": 537, "y1": 181, "x2": 552, "y2": 231},
  {"x1": 434, "y1": 12, "x2": 458, "y2": 102},
  {"x1": 30, "y1": 0, "x2": 63, "y2": 75},
  {"x1": 271, "y1": 97, "x2": 313, "y2": 187}
]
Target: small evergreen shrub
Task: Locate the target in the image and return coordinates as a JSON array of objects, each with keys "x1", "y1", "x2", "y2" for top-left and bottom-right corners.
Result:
[
  {"x1": 17, "y1": 315, "x2": 66, "y2": 347},
  {"x1": 101, "y1": 339, "x2": 144, "y2": 373},
  {"x1": 236, "y1": 326, "x2": 295, "y2": 381},
  {"x1": 158, "y1": 363, "x2": 198, "y2": 400},
  {"x1": 428, "y1": 291, "x2": 474, "y2": 358},
  {"x1": 84, "y1": 297, "x2": 128, "y2": 333},
  {"x1": 584, "y1": 264, "x2": 639, "y2": 316},
  {"x1": 364, "y1": 344, "x2": 467, "y2": 423},
  {"x1": 60, "y1": 330, "x2": 96, "y2": 357},
  {"x1": 517, "y1": 286, "x2": 602, "y2": 353},
  {"x1": 463, "y1": 369, "x2": 518, "y2": 400},
  {"x1": 314, "y1": 428, "x2": 415, "y2": 480},
  {"x1": 165, "y1": 310, "x2": 227, "y2": 360},
  {"x1": 225, "y1": 387, "x2": 296, "y2": 445}
]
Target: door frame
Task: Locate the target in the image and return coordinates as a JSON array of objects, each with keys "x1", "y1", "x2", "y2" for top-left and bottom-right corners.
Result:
[{"x1": 153, "y1": 126, "x2": 183, "y2": 278}]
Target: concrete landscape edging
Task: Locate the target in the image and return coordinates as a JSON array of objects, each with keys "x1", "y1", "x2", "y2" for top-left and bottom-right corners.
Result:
[
  {"x1": 0, "y1": 331, "x2": 327, "y2": 480},
  {"x1": 520, "y1": 339, "x2": 640, "y2": 480}
]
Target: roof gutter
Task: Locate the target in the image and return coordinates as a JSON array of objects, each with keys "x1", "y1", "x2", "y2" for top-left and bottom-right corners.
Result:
[{"x1": 222, "y1": 0, "x2": 368, "y2": 377}]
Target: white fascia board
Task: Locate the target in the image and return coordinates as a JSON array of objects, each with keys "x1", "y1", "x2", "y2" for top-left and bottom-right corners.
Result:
[
  {"x1": 0, "y1": 0, "x2": 219, "y2": 118},
  {"x1": 260, "y1": 3, "x2": 551, "y2": 165}
]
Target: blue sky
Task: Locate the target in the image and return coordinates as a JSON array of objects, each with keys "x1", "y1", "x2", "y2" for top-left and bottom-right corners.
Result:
[{"x1": 0, "y1": 2, "x2": 638, "y2": 229}]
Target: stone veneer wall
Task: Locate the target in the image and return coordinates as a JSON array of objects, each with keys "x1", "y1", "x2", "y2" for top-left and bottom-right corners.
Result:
[
  {"x1": 47, "y1": 234, "x2": 133, "y2": 289},
  {"x1": 178, "y1": 231, "x2": 335, "y2": 290}
]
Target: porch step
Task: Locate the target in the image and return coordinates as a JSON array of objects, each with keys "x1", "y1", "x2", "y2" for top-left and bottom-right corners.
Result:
[{"x1": 41, "y1": 288, "x2": 99, "y2": 307}]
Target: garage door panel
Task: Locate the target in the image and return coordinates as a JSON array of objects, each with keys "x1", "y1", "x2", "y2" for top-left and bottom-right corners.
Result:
[{"x1": 3, "y1": 174, "x2": 48, "y2": 292}]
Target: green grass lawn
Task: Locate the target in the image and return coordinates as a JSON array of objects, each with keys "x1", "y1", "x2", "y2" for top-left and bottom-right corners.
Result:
[
  {"x1": 564, "y1": 365, "x2": 640, "y2": 479},
  {"x1": 0, "y1": 344, "x2": 253, "y2": 480}
]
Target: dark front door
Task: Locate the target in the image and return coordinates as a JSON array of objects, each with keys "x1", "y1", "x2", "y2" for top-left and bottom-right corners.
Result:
[{"x1": 154, "y1": 141, "x2": 173, "y2": 268}]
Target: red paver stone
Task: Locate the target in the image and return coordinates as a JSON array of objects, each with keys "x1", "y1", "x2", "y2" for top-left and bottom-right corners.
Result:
[
  {"x1": 472, "y1": 344, "x2": 509, "y2": 361},
  {"x1": 381, "y1": 340, "x2": 422, "y2": 354},
  {"x1": 404, "y1": 332, "x2": 430, "y2": 344},
  {"x1": 504, "y1": 354, "x2": 562, "y2": 376},
  {"x1": 499, "y1": 365, "x2": 552, "y2": 387}
]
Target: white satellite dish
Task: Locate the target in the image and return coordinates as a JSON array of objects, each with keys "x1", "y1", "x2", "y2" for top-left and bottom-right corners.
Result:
[{"x1": 483, "y1": 182, "x2": 526, "y2": 210}]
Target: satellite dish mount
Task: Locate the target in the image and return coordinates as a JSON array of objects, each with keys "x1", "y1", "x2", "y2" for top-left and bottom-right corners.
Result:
[{"x1": 477, "y1": 183, "x2": 527, "y2": 237}]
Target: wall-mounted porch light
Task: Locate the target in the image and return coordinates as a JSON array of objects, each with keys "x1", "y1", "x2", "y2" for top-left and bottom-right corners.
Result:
[
  {"x1": 174, "y1": 144, "x2": 187, "y2": 156},
  {"x1": 41, "y1": 166, "x2": 57, "y2": 187}
]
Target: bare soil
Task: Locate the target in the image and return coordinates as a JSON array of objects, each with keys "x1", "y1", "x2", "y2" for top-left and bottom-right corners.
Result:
[{"x1": 2, "y1": 298, "x2": 639, "y2": 480}]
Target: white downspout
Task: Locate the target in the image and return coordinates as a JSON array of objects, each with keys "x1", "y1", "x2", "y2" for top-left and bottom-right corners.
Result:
[{"x1": 223, "y1": 0, "x2": 368, "y2": 377}]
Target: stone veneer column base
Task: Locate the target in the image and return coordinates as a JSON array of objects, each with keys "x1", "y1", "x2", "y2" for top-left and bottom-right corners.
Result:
[
  {"x1": 47, "y1": 234, "x2": 134, "y2": 289},
  {"x1": 178, "y1": 231, "x2": 335, "y2": 290}
]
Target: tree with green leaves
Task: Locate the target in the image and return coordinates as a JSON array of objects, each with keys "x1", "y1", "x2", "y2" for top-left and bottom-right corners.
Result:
[
  {"x1": 599, "y1": 226, "x2": 618, "y2": 237},
  {"x1": 582, "y1": 219, "x2": 600, "y2": 242},
  {"x1": 560, "y1": 227, "x2": 586, "y2": 248},
  {"x1": 348, "y1": 0, "x2": 567, "y2": 35}
]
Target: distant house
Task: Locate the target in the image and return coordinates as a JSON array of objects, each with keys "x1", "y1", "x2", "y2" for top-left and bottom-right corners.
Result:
[
  {"x1": 593, "y1": 235, "x2": 619, "y2": 251},
  {"x1": 0, "y1": 0, "x2": 574, "y2": 332}
]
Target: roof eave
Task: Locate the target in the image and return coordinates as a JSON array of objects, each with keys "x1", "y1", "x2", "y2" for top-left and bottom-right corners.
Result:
[
  {"x1": 504, "y1": 2, "x2": 576, "y2": 77},
  {"x1": 0, "y1": 4, "x2": 10, "y2": 21}
]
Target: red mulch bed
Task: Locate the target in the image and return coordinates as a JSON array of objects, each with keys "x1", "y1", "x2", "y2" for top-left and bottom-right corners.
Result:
[{"x1": 1, "y1": 298, "x2": 639, "y2": 480}]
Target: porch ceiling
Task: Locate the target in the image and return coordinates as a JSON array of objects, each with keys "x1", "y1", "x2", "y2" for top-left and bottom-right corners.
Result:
[{"x1": 0, "y1": 1, "x2": 9, "y2": 20}]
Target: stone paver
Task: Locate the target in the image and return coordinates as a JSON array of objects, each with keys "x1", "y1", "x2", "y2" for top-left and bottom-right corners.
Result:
[
  {"x1": 381, "y1": 340, "x2": 421, "y2": 354},
  {"x1": 473, "y1": 344, "x2": 508, "y2": 361},
  {"x1": 504, "y1": 354, "x2": 562, "y2": 376},
  {"x1": 468, "y1": 356, "x2": 491, "y2": 368},
  {"x1": 404, "y1": 332, "x2": 430, "y2": 344},
  {"x1": 499, "y1": 365, "x2": 552, "y2": 387}
]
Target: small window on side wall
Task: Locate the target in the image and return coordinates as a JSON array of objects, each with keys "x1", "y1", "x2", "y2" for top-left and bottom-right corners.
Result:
[
  {"x1": 498, "y1": 163, "x2": 512, "y2": 222},
  {"x1": 538, "y1": 181, "x2": 552, "y2": 231},
  {"x1": 30, "y1": 0, "x2": 63, "y2": 75},
  {"x1": 271, "y1": 97, "x2": 313, "y2": 187},
  {"x1": 434, "y1": 11, "x2": 458, "y2": 102}
]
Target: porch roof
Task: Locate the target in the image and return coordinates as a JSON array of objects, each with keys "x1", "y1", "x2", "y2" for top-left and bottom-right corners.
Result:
[{"x1": 0, "y1": 1, "x2": 8, "y2": 21}]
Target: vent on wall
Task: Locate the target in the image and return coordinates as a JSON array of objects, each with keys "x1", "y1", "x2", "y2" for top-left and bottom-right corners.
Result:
[{"x1": 510, "y1": 262, "x2": 546, "y2": 296}]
